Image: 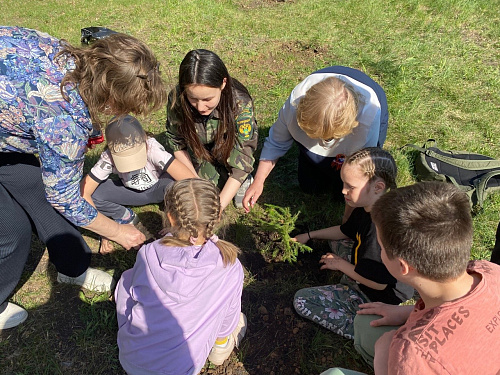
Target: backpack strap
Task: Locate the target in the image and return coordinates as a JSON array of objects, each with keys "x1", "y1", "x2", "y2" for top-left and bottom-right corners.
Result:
[
  {"x1": 402, "y1": 139, "x2": 437, "y2": 153},
  {"x1": 474, "y1": 170, "x2": 500, "y2": 207},
  {"x1": 424, "y1": 150, "x2": 500, "y2": 171},
  {"x1": 443, "y1": 174, "x2": 474, "y2": 194},
  {"x1": 403, "y1": 140, "x2": 500, "y2": 171}
]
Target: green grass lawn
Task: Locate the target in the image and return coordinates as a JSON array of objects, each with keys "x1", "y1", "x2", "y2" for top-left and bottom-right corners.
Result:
[{"x1": 1, "y1": 0, "x2": 499, "y2": 373}]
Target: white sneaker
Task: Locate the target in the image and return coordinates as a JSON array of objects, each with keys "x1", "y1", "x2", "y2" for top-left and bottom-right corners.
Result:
[
  {"x1": 234, "y1": 175, "x2": 254, "y2": 208},
  {"x1": 208, "y1": 313, "x2": 247, "y2": 365},
  {"x1": 232, "y1": 312, "x2": 247, "y2": 348},
  {"x1": 57, "y1": 267, "x2": 116, "y2": 292},
  {"x1": 0, "y1": 302, "x2": 28, "y2": 330}
]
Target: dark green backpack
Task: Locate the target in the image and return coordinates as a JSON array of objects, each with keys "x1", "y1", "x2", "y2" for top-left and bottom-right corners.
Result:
[{"x1": 405, "y1": 139, "x2": 500, "y2": 210}]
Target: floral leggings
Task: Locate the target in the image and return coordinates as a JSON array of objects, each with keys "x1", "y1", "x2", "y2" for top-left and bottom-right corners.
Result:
[{"x1": 293, "y1": 240, "x2": 369, "y2": 339}]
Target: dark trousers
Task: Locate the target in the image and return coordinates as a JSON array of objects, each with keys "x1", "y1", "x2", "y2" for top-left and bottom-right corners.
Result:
[
  {"x1": 491, "y1": 221, "x2": 500, "y2": 265},
  {"x1": 297, "y1": 144, "x2": 344, "y2": 201},
  {"x1": 0, "y1": 153, "x2": 91, "y2": 304},
  {"x1": 92, "y1": 175, "x2": 173, "y2": 221}
]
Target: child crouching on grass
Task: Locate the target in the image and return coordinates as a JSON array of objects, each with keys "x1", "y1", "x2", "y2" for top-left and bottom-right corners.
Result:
[
  {"x1": 81, "y1": 115, "x2": 196, "y2": 252},
  {"x1": 293, "y1": 148, "x2": 413, "y2": 339},
  {"x1": 115, "y1": 178, "x2": 246, "y2": 375},
  {"x1": 322, "y1": 182, "x2": 500, "y2": 375}
]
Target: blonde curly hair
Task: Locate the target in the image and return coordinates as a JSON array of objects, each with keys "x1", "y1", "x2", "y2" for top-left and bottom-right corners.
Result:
[{"x1": 56, "y1": 33, "x2": 166, "y2": 128}]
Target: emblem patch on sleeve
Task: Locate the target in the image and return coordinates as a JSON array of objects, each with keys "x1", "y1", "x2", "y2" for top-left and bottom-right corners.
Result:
[
  {"x1": 237, "y1": 105, "x2": 254, "y2": 140},
  {"x1": 238, "y1": 121, "x2": 253, "y2": 139}
]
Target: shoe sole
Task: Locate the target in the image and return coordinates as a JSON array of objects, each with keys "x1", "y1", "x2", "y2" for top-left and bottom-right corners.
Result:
[
  {"x1": 234, "y1": 177, "x2": 253, "y2": 208},
  {"x1": 57, "y1": 272, "x2": 115, "y2": 293}
]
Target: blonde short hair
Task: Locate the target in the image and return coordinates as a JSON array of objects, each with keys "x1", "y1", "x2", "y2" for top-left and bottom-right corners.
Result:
[{"x1": 296, "y1": 77, "x2": 359, "y2": 140}]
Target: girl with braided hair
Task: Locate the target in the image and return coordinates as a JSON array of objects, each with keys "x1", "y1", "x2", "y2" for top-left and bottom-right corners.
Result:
[
  {"x1": 292, "y1": 148, "x2": 413, "y2": 339},
  {"x1": 115, "y1": 178, "x2": 246, "y2": 375}
]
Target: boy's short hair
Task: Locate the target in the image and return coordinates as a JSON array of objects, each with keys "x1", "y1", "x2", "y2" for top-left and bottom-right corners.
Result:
[
  {"x1": 296, "y1": 77, "x2": 359, "y2": 140},
  {"x1": 371, "y1": 181, "x2": 472, "y2": 282}
]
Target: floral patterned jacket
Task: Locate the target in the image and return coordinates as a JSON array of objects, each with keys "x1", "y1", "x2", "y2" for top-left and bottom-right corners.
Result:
[{"x1": 0, "y1": 26, "x2": 97, "y2": 226}]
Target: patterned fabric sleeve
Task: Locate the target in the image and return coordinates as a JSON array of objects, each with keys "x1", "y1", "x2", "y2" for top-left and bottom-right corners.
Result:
[
  {"x1": 164, "y1": 88, "x2": 257, "y2": 183},
  {"x1": 34, "y1": 113, "x2": 98, "y2": 226},
  {"x1": 227, "y1": 100, "x2": 258, "y2": 183},
  {"x1": 0, "y1": 27, "x2": 97, "y2": 226}
]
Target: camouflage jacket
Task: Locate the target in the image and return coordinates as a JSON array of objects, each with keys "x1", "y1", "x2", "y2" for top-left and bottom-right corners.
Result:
[{"x1": 165, "y1": 85, "x2": 257, "y2": 184}]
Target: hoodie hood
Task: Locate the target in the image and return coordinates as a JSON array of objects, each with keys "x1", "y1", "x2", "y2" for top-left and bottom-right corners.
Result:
[
  {"x1": 115, "y1": 233, "x2": 244, "y2": 375},
  {"x1": 135, "y1": 236, "x2": 222, "y2": 303}
]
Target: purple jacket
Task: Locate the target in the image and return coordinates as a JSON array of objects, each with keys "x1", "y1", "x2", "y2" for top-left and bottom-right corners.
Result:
[{"x1": 115, "y1": 236, "x2": 244, "y2": 375}]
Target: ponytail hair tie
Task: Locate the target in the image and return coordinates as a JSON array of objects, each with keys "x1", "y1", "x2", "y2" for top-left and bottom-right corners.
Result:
[
  {"x1": 210, "y1": 234, "x2": 219, "y2": 243},
  {"x1": 189, "y1": 236, "x2": 198, "y2": 245}
]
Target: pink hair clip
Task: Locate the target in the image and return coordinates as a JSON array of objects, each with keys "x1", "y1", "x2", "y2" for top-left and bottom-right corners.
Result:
[{"x1": 210, "y1": 234, "x2": 219, "y2": 243}]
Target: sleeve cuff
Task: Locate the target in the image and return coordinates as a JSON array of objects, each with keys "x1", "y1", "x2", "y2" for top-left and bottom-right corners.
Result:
[
  {"x1": 162, "y1": 157, "x2": 175, "y2": 173},
  {"x1": 88, "y1": 171, "x2": 105, "y2": 183},
  {"x1": 231, "y1": 168, "x2": 249, "y2": 184}
]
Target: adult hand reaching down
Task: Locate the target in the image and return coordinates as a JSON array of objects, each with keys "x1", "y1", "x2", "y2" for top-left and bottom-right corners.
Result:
[
  {"x1": 84, "y1": 212, "x2": 145, "y2": 251},
  {"x1": 241, "y1": 159, "x2": 276, "y2": 212}
]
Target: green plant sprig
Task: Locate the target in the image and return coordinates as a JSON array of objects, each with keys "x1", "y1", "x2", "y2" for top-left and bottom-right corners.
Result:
[{"x1": 250, "y1": 204, "x2": 313, "y2": 263}]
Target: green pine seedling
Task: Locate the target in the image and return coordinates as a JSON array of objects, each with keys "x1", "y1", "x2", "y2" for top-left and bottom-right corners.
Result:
[{"x1": 250, "y1": 204, "x2": 313, "y2": 263}]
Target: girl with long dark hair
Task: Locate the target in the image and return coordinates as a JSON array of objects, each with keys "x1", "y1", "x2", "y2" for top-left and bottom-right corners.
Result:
[{"x1": 165, "y1": 49, "x2": 257, "y2": 210}]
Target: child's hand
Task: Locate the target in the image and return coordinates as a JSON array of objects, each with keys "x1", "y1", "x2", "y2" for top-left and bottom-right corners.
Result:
[
  {"x1": 99, "y1": 237, "x2": 114, "y2": 254},
  {"x1": 357, "y1": 302, "x2": 413, "y2": 327},
  {"x1": 293, "y1": 233, "x2": 310, "y2": 244},
  {"x1": 319, "y1": 253, "x2": 349, "y2": 271},
  {"x1": 157, "y1": 227, "x2": 170, "y2": 237}
]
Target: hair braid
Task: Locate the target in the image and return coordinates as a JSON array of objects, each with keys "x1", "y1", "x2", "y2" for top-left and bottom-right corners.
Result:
[
  {"x1": 174, "y1": 182, "x2": 200, "y2": 241},
  {"x1": 345, "y1": 147, "x2": 397, "y2": 190},
  {"x1": 161, "y1": 178, "x2": 240, "y2": 266},
  {"x1": 204, "y1": 204, "x2": 219, "y2": 238}
]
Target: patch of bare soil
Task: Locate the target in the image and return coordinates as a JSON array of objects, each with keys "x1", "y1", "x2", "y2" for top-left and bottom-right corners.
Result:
[
  {"x1": 1, "y1": 215, "x2": 373, "y2": 375},
  {"x1": 238, "y1": 40, "x2": 331, "y2": 88},
  {"x1": 199, "y1": 246, "x2": 372, "y2": 375},
  {"x1": 200, "y1": 215, "x2": 373, "y2": 375}
]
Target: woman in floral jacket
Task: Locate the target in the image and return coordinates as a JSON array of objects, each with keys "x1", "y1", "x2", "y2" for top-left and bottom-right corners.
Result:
[{"x1": 0, "y1": 27, "x2": 165, "y2": 329}]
